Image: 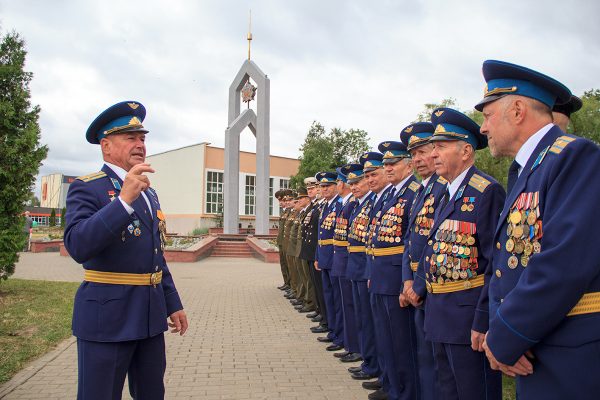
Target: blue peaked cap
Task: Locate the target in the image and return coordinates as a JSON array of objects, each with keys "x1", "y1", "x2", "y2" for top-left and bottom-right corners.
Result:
[
  {"x1": 400, "y1": 122, "x2": 435, "y2": 151},
  {"x1": 86, "y1": 101, "x2": 148, "y2": 144},
  {"x1": 315, "y1": 171, "x2": 337, "y2": 185},
  {"x1": 378, "y1": 141, "x2": 410, "y2": 164},
  {"x1": 430, "y1": 108, "x2": 487, "y2": 150},
  {"x1": 475, "y1": 60, "x2": 572, "y2": 111},
  {"x1": 360, "y1": 151, "x2": 384, "y2": 172},
  {"x1": 335, "y1": 167, "x2": 348, "y2": 183},
  {"x1": 340, "y1": 163, "x2": 364, "y2": 184}
]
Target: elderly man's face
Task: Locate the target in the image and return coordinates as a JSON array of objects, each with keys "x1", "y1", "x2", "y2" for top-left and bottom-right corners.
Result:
[
  {"x1": 101, "y1": 131, "x2": 146, "y2": 171},
  {"x1": 410, "y1": 144, "x2": 436, "y2": 179},
  {"x1": 384, "y1": 159, "x2": 412, "y2": 185},
  {"x1": 431, "y1": 141, "x2": 470, "y2": 181},
  {"x1": 307, "y1": 186, "x2": 318, "y2": 199},
  {"x1": 365, "y1": 168, "x2": 387, "y2": 193},
  {"x1": 320, "y1": 183, "x2": 336, "y2": 200},
  {"x1": 350, "y1": 177, "x2": 369, "y2": 198},
  {"x1": 480, "y1": 98, "x2": 516, "y2": 157}
]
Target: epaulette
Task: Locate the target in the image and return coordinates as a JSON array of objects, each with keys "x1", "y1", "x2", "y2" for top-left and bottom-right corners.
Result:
[
  {"x1": 549, "y1": 135, "x2": 576, "y2": 155},
  {"x1": 77, "y1": 171, "x2": 107, "y2": 182},
  {"x1": 408, "y1": 181, "x2": 420, "y2": 192},
  {"x1": 468, "y1": 173, "x2": 491, "y2": 193},
  {"x1": 437, "y1": 176, "x2": 448, "y2": 184}
]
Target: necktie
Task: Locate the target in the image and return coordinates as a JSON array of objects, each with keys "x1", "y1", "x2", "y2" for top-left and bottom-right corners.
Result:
[
  {"x1": 439, "y1": 186, "x2": 451, "y2": 210},
  {"x1": 507, "y1": 161, "x2": 520, "y2": 195}
]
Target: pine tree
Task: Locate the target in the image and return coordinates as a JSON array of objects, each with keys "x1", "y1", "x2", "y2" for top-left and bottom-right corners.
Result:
[{"x1": 0, "y1": 30, "x2": 48, "y2": 280}]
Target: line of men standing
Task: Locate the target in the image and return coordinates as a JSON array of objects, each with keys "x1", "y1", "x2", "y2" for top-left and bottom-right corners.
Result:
[{"x1": 275, "y1": 59, "x2": 600, "y2": 400}]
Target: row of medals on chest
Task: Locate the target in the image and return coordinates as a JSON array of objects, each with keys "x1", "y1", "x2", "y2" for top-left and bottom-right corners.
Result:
[
  {"x1": 321, "y1": 211, "x2": 336, "y2": 230},
  {"x1": 429, "y1": 219, "x2": 478, "y2": 283},
  {"x1": 415, "y1": 194, "x2": 436, "y2": 236},
  {"x1": 375, "y1": 202, "x2": 406, "y2": 243},
  {"x1": 334, "y1": 216, "x2": 349, "y2": 241},
  {"x1": 348, "y1": 205, "x2": 372, "y2": 241},
  {"x1": 505, "y1": 192, "x2": 542, "y2": 269}
]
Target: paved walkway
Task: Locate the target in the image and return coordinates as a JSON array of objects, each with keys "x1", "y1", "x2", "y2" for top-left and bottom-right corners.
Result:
[{"x1": 1, "y1": 253, "x2": 367, "y2": 399}]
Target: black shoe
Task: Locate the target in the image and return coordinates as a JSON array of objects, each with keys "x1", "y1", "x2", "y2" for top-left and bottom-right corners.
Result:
[
  {"x1": 284, "y1": 293, "x2": 295, "y2": 299},
  {"x1": 306, "y1": 312, "x2": 318, "y2": 318},
  {"x1": 294, "y1": 304, "x2": 304, "y2": 310},
  {"x1": 311, "y1": 315, "x2": 323, "y2": 322},
  {"x1": 362, "y1": 380, "x2": 382, "y2": 391},
  {"x1": 333, "y1": 351, "x2": 350, "y2": 358},
  {"x1": 351, "y1": 371, "x2": 378, "y2": 380},
  {"x1": 340, "y1": 353, "x2": 363, "y2": 363},
  {"x1": 277, "y1": 284, "x2": 289, "y2": 290},
  {"x1": 348, "y1": 366, "x2": 362, "y2": 374},
  {"x1": 290, "y1": 300, "x2": 303, "y2": 306},
  {"x1": 368, "y1": 389, "x2": 388, "y2": 400},
  {"x1": 326, "y1": 344, "x2": 344, "y2": 351},
  {"x1": 317, "y1": 336, "x2": 333, "y2": 343},
  {"x1": 298, "y1": 307, "x2": 314, "y2": 313},
  {"x1": 311, "y1": 326, "x2": 330, "y2": 333}
]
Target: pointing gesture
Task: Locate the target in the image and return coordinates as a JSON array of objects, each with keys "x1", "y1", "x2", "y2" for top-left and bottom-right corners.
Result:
[{"x1": 120, "y1": 163, "x2": 155, "y2": 205}]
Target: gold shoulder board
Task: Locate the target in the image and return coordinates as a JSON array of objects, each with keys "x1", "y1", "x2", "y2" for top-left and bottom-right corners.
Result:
[
  {"x1": 549, "y1": 135, "x2": 576, "y2": 155},
  {"x1": 468, "y1": 174, "x2": 491, "y2": 193},
  {"x1": 408, "y1": 181, "x2": 420, "y2": 192},
  {"x1": 437, "y1": 176, "x2": 448, "y2": 184},
  {"x1": 77, "y1": 171, "x2": 107, "y2": 182}
]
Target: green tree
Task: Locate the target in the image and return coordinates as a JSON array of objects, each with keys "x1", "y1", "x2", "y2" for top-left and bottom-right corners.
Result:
[
  {"x1": 0, "y1": 30, "x2": 48, "y2": 280},
  {"x1": 570, "y1": 89, "x2": 600, "y2": 144},
  {"x1": 49, "y1": 208, "x2": 56, "y2": 227},
  {"x1": 60, "y1": 207, "x2": 66, "y2": 229},
  {"x1": 290, "y1": 122, "x2": 370, "y2": 188},
  {"x1": 414, "y1": 98, "x2": 457, "y2": 122}
]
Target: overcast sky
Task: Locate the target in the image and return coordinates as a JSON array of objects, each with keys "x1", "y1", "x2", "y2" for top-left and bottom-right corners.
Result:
[{"x1": 1, "y1": 0, "x2": 599, "y2": 194}]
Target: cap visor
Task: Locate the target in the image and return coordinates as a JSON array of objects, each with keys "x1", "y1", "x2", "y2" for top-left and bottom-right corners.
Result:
[{"x1": 474, "y1": 94, "x2": 507, "y2": 111}]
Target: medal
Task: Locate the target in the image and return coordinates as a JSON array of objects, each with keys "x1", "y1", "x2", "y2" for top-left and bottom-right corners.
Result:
[
  {"x1": 513, "y1": 225, "x2": 524, "y2": 238},
  {"x1": 533, "y1": 241, "x2": 542, "y2": 253},
  {"x1": 521, "y1": 255, "x2": 529, "y2": 267},
  {"x1": 508, "y1": 255, "x2": 518, "y2": 269},
  {"x1": 467, "y1": 236, "x2": 476, "y2": 246},
  {"x1": 510, "y1": 211, "x2": 521, "y2": 224},
  {"x1": 524, "y1": 242, "x2": 533, "y2": 256},
  {"x1": 527, "y1": 212, "x2": 537, "y2": 226},
  {"x1": 505, "y1": 238, "x2": 515, "y2": 252},
  {"x1": 514, "y1": 240, "x2": 525, "y2": 254}
]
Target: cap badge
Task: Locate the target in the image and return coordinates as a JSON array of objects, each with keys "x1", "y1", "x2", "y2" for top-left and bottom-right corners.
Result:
[
  {"x1": 128, "y1": 102, "x2": 139, "y2": 109},
  {"x1": 404, "y1": 126, "x2": 413, "y2": 133},
  {"x1": 434, "y1": 110, "x2": 444, "y2": 117}
]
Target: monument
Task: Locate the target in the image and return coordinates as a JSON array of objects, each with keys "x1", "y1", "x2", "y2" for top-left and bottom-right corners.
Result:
[{"x1": 224, "y1": 12, "x2": 271, "y2": 235}]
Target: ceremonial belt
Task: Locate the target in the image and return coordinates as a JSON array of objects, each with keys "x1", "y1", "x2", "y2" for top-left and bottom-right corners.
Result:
[
  {"x1": 84, "y1": 270, "x2": 163, "y2": 286},
  {"x1": 427, "y1": 274, "x2": 484, "y2": 294},
  {"x1": 567, "y1": 292, "x2": 600, "y2": 317},
  {"x1": 366, "y1": 246, "x2": 405, "y2": 257},
  {"x1": 410, "y1": 262, "x2": 419, "y2": 272},
  {"x1": 348, "y1": 245, "x2": 366, "y2": 253},
  {"x1": 333, "y1": 240, "x2": 349, "y2": 247},
  {"x1": 318, "y1": 239, "x2": 334, "y2": 246}
]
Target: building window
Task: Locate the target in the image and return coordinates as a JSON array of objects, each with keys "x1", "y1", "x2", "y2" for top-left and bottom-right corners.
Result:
[
  {"x1": 245, "y1": 175, "x2": 256, "y2": 215},
  {"x1": 206, "y1": 171, "x2": 223, "y2": 214},
  {"x1": 269, "y1": 178, "x2": 274, "y2": 216},
  {"x1": 279, "y1": 178, "x2": 290, "y2": 189}
]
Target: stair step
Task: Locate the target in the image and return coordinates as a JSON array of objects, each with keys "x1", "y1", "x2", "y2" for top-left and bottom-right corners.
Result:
[{"x1": 211, "y1": 253, "x2": 254, "y2": 257}]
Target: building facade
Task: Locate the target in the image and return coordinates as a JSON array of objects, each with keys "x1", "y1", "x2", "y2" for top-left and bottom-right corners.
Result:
[
  {"x1": 146, "y1": 143, "x2": 298, "y2": 235},
  {"x1": 40, "y1": 173, "x2": 77, "y2": 209}
]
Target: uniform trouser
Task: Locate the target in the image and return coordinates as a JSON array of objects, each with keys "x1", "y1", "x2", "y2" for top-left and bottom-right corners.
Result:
[
  {"x1": 414, "y1": 306, "x2": 438, "y2": 400},
  {"x1": 294, "y1": 255, "x2": 308, "y2": 303},
  {"x1": 279, "y1": 248, "x2": 290, "y2": 286},
  {"x1": 340, "y1": 276, "x2": 360, "y2": 353},
  {"x1": 77, "y1": 334, "x2": 166, "y2": 400},
  {"x1": 309, "y1": 261, "x2": 327, "y2": 323},
  {"x1": 352, "y1": 280, "x2": 379, "y2": 376},
  {"x1": 286, "y1": 254, "x2": 299, "y2": 296},
  {"x1": 330, "y1": 274, "x2": 344, "y2": 347},
  {"x1": 516, "y1": 340, "x2": 600, "y2": 400},
  {"x1": 321, "y1": 268, "x2": 341, "y2": 344},
  {"x1": 432, "y1": 342, "x2": 501, "y2": 400},
  {"x1": 298, "y1": 258, "x2": 316, "y2": 310},
  {"x1": 371, "y1": 293, "x2": 419, "y2": 400}
]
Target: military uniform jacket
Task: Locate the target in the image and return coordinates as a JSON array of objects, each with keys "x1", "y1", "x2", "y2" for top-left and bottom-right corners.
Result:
[
  {"x1": 316, "y1": 195, "x2": 343, "y2": 269},
  {"x1": 65, "y1": 164, "x2": 183, "y2": 342},
  {"x1": 365, "y1": 185, "x2": 395, "y2": 281},
  {"x1": 487, "y1": 126, "x2": 600, "y2": 365},
  {"x1": 419, "y1": 166, "x2": 505, "y2": 344},
  {"x1": 332, "y1": 196, "x2": 358, "y2": 278},
  {"x1": 277, "y1": 208, "x2": 290, "y2": 249},
  {"x1": 346, "y1": 193, "x2": 375, "y2": 281},
  {"x1": 290, "y1": 207, "x2": 308, "y2": 258},
  {"x1": 283, "y1": 209, "x2": 298, "y2": 254},
  {"x1": 368, "y1": 177, "x2": 419, "y2": 295},
  {"x1": 299, "y1": 202, "x2": 319, "y2": 262},
  {"x1": 402, "y1": 174, "x2": 448, "y2": 284}
]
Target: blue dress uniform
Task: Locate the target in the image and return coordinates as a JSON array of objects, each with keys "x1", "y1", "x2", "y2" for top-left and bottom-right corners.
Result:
[
  {"x1": 344, "y1": 163, "x2": 380, "y2": 378},
  {"x1": 418, "y1": 108, "x2": 503, "y2": 400},
  {"x1": 65, "y1": 101, "x2": 183, "y2": 400},
  {"x1": 400, "y1": 122, "x2": 448, "y2": 400},
  {"x1": 475, "y1": 60, "x2": 600, "y2": 399},
  {"x1": 315, "y1": 171, "x2": 344, "y2": 347},
  {"x1": 367, "y1": 142, "x2": 420, "y2": 400},
  {"x1": 331, "y1": 168, "x2": 361, "y2": 357}
]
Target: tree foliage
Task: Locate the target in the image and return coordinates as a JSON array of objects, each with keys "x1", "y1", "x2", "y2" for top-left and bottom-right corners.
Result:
[
  {"x1": 0, "y1": 30, "x2": 48, "y2": 280},
  {"x1": 290, "y1": 122, "x2": 370, "y2": 188},
  {"x1": 570, "y1": 89, "x2": 600, "y2": 144}
]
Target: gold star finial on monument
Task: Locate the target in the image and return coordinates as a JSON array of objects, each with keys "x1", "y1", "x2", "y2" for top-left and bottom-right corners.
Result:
[{"x1": 247, "y1": 9, "x2": 252, "y2": 61}]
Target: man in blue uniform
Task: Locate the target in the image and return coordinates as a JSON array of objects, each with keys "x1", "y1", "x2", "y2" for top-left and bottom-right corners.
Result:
[
  {"x1": 400, "y1": 122, "x2": 447, "y2": 400},
  {"x1": 417, "y1": 108, "x2": 504, "y2": 400},
  {"x1": 315, "y1": 171, "x2": 345, "y2": 351},
  {"x1": 65, "y1": 101, "x2": 188, "y2": 400},
  {"x1": 477, "y1": 60, "x2": 600, "y2": 400},
  {"x1": 367, "y1": 141, "x2": 419, "y2": 400},
  {"x1": 343, "y1": 163, "x2": 381, "y2": 389}
]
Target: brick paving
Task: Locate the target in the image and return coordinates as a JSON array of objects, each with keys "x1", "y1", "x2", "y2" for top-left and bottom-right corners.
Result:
[{"x1": 1, "y1": 253, "x2": 367, "y2": 399}]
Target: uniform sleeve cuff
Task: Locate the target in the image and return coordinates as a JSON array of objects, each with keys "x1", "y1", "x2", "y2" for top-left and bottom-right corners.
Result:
[
  {"x1": 472, "y1": 308, "x2": 489, "y2": 334},
  {"x1": 165, "y1": 291, "x2": 183, "y2": 316},
  {"x1": 487, "y1": 309, "x2": 539, "y2": 365}
]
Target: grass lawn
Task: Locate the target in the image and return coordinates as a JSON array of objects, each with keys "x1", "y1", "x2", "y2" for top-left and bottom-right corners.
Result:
[
  {"x1": 504, "y1": 375, "x2": 516, "y2": 399},
  {"x1": 0, "y1": 278, "x2": 79, "y2": 384}
]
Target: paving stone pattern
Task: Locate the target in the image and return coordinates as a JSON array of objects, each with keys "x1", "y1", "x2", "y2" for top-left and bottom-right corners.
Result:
[{"x1": 1, "y1": 253, "x2": 367, "y2": 399}]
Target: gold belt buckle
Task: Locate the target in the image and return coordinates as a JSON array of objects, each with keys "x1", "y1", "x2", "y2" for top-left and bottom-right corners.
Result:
[{"x1": 150, "y1": 272, "x2": 160, "y2": 287}]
